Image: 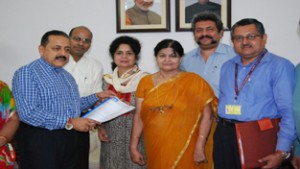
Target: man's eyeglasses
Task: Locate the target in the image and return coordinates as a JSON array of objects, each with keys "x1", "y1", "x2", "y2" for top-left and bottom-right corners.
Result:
[
  {"x1": 71, "y1": 36, "x2": 92, "y2": 44},
  {"x1": 232, "y1": 34, "x2": 261, "y2": 42}
]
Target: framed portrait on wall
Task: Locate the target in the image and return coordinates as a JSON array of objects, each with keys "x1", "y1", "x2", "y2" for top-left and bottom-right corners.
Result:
[
  {"x1": 175, "y1": 0, "x2": 231, "y2": 31},
  {"x1": 116, "y1": 0, "x2": 170, "y2": 33}
]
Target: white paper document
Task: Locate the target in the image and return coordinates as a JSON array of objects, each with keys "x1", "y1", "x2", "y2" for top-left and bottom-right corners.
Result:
[{"x1": 83, "y1": 96, "x2": 135, "y2": 123}]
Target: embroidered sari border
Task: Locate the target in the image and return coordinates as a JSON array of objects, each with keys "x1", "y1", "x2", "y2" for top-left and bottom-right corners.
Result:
[
  {"x1": 148, "y1": 72, "x2": 183, "y2": 94},
  {"x1": 171, "y1": 96, "x2": 216, "y2": 168}
]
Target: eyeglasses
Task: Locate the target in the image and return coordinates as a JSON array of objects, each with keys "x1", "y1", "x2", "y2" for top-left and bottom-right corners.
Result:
[
  {"x1": 71, "y1": 36, "x2": 92, "y2": 44},
  {"x1": 232, "y1": 34, "x2": 261, "y2": 42}
]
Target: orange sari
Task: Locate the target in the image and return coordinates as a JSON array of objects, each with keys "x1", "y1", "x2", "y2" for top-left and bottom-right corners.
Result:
[{"x1": 136, "y1": 72, "x2": 217, "y2": 169}]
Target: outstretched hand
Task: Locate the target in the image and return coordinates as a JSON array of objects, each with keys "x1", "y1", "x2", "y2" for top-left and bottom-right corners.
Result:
[{"x1": 96, "y1": 90, "x2": 116, "y2": 102}]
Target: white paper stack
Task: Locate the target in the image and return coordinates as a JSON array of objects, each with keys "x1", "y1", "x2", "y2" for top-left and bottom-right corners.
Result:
[{"x1": 83, "y1": 96, "x2": 135, "y2": 122}]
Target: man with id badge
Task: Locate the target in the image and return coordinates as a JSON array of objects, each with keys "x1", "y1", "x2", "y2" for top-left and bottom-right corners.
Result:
[{"x1": 213, "y1": 18, "x2": 296, "y2": 169}]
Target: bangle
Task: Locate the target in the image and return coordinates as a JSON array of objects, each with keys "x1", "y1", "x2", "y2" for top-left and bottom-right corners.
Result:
[
  {"x1": 132, "y1": 135, "x2": 140, "y2": 139},
  {"x1": 199, "y1": 134, "x2": 207, "y2": 139},
  {"x1": 0, "y1": 135, "x2": 8, "y2": 143}
]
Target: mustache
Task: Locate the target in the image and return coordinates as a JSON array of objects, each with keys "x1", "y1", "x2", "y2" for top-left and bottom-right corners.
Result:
[
  {"x1": 199, "y1": 35, "x2": 213, "y2": 40},
  {"x1": 197, "y1": 35, "x2": 218, "y2": 45},
  {"x1": 55, "y1": 56, "x2": 67, "y2": 60},
  {"x1": 241, "y1": 44, "x2": 252, "y2": 48}
]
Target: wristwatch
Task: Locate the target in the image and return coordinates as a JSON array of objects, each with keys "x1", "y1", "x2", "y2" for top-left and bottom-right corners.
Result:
[
  {"x1": 65, "y1": 118, "x2": 73, "y2": 130},
  {"x1": 276, "y1": 150, "x2": 291, "y2": 160}
]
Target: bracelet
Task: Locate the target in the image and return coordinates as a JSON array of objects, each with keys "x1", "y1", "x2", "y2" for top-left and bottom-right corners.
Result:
[
  {"x1": 132, "y1": 135, "x2": 140, "y2": 139},
  {"x1": 0, "y1": 135, "x2": 8, "y2": 143},
  {"x1": 199, "y1": 134, "x2": 207, "y2": 139}
]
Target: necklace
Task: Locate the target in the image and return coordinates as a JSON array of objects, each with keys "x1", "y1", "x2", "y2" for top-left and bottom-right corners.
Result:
[{"x1": 149, "y1": 72, "x2": 180, "y2": 114}]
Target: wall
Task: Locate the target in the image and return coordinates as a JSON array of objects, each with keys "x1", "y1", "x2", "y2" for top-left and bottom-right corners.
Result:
[{"x1": 0, "y1": 0, "x2": 300, "y2": 86}]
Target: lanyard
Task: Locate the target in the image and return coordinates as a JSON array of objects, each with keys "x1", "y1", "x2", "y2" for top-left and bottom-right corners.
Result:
[{"x1": 234, "y1": 49, "x2": 267, "y2": 101}]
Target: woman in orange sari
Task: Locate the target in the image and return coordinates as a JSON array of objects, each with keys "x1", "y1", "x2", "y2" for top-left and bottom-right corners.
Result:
[{"x1": 130, "y1": 39, "x2": 217, "y2": 169}]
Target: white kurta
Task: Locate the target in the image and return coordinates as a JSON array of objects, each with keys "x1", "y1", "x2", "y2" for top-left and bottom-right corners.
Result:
[{"x1": 64, "y1": 54, "x2": 103, "y2": 97}]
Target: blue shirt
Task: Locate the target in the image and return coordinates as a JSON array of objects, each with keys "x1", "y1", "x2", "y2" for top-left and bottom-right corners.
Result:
[
  {"x1": 218, "y1": 51, "x2": 296, "y2": 151},
  {"x1": 293, "y1": 63, "x2": 300, "y2": 156},
  {"x1": 12, "y1": 58, "x2": 98, "y2": 130},
  {"x1": 180, "y1": 43, "x2": 236, "y2": 97}
]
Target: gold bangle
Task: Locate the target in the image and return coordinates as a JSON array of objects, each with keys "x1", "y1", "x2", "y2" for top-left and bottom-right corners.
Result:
[{"x1": 199, "y1": 134, "x2": 207, "y2": 139}]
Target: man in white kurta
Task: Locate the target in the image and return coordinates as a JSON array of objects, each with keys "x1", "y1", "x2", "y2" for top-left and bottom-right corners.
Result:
[
  {"x1": 64, "y1": 26, "x2": 103, "y2": 169},
  {"x1": 65, "y1": 54, "x2": 103, "y2": 97}
]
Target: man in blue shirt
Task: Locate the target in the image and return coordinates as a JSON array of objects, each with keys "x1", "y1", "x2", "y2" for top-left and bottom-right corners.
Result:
[
  {"x1": 12, "y1": 30, "x2": 115, "y2": 169},
  {"x1": 292, "y1": 63, "x2": 300, "y2": 168},
  {"x1": 214, "y1": 18, "x2": 296, "y2": 169},
  {"x1": 180, "y1": 12, "x2": 236, "y2": 97},
  {"x1": 291, "y1": 20, "x2": 300, "y2": 169}
]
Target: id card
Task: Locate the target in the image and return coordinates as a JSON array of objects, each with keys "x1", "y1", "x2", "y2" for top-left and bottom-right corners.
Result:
[{"x1": 225, "y1": 105, "x2": 241, "y2": 115}]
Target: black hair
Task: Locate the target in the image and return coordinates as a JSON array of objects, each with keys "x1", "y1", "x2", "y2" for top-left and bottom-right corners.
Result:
[
  {"x1": 40, "y1": 30, "x2": 69, "y2": 47},
  {"x1": 191, "y1": 11, "x2": 223, "y2": 33},
  {"x1": 109, "y1": 36, "x2": 141, "y2": 70},
  {"x1": 230, "y1": 18, "x2": 265, "y2": 40},
  {"x1": 154, "y1": 39, "x2": 184, "y2": 57}
]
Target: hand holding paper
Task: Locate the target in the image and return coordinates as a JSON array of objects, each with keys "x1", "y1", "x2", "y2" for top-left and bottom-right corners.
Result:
[{"x1": 83, "y1": 96, "x2": 135, "y2": 123}]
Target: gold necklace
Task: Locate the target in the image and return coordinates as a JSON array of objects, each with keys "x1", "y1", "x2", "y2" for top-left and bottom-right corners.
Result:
[{"x1": 149, "y1": 72, "x2": 180, "y2": 114}]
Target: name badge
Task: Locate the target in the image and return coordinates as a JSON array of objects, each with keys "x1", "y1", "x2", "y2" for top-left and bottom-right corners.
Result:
[{"x1": 225, "y1": 105, "x2": 241, "y2": 115}]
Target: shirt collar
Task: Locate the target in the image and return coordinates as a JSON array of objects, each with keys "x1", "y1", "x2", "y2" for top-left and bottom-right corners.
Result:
[
  {"x1": 192, "y1": 43, "x2": 227, "y2": 57},
  {"x1": 68, "y1": 54, "x2": 88, "y2": 64},
  {"x1": 233, "y1": 49, "x2": 269, "y2": 66},
  {"x1": 39, "y1": 57, "x2": 64, "y2": 73}
]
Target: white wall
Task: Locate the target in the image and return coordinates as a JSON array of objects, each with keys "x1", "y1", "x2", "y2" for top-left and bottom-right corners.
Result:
[{"x1": 1, "y1": 0, "x2": 300, "y2": 86}]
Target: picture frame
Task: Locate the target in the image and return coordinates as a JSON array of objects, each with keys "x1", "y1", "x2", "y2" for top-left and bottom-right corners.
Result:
[
  {"x1": 175, "y1": 0, "x2": 231, "y2": 32},
  {"x1": 116, "y1": 0, "x2": 170, "y2": 33}
]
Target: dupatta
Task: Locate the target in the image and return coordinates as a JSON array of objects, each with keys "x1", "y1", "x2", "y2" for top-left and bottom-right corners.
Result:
[{"x1": 103, "y1": 65, "x2": 148, "y2": 93}]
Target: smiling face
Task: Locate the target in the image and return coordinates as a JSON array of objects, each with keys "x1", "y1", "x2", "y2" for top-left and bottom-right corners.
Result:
[
  {"x1": 69, "y1": 27, "x2": 92, "y2": 58},
  {"x1": 232, "y1": 24, "x2": 267, "y2": 64},
  {"x1": 39, "y1": 35, "x2": 71, "y2": 68},
  {"x1": 194, "y1": 20, "x2": 223, "y2": 50},
  {"x1": 156, "y1": 47, "x2": 182, "y2": 72},
  {"x1": 135, "y1": 0, "x2": 154, "y2": 11},
  {"x1": 113, "y1": 44, "x2": 137, "y2": 70}
]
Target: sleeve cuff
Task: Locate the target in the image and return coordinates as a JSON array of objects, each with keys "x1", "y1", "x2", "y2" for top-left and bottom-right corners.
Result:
[{"x1": 276, "y1": 137, "x2": 293, "y2": 152}]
